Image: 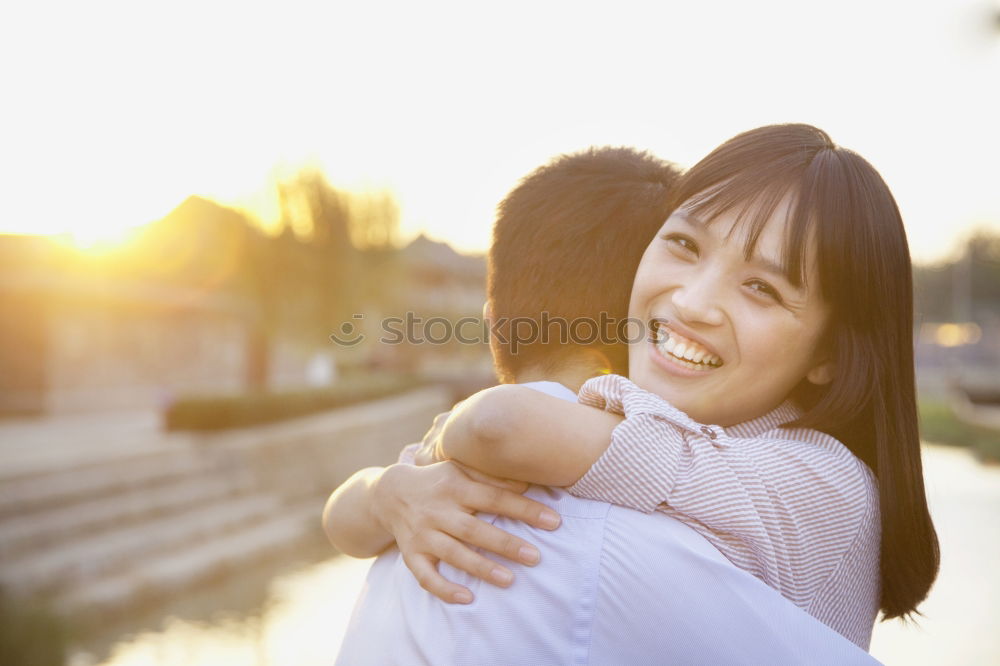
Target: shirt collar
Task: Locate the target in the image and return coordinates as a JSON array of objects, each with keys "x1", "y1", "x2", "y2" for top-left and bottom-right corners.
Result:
[
  {"x1": 518, "y1": 380, "x2": 578, "y2": 403},
  {"x1": 722, "y1": 399, "x2": 804, "y2": 439}
]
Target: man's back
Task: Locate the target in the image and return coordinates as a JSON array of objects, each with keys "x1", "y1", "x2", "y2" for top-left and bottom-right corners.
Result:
[{"x1": 334, "y1": 382, "x2": 879, "y2": 665}]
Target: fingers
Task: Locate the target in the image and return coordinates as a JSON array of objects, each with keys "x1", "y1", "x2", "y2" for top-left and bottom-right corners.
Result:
[
  {"x1": 431, "y1": 531, "x2": 520, "y2": 588},
  {"x1": 413, "y1": 411, "x2": 454, "y2": 467},
  {"x1": 451, "y1": 513, "x2": 541, "y2": 567},
  {"x1": 412, "y1": 447, "x2": 439, "y2": 467},
  {"x1": 452, "y1": 461, "x2": 529, "y2": 494},
  {"x1": 431, "y1": 410, "x2": 451, "y2": 430},
  {"x1": 421, "y1": 410, "x2": 452, "y2": 444},
  {"x1": 402, "y1": 551, "x2": 474, "y2": 604},
  {"x1": 465, "y1": 482, "x2": 562, "y2": 532},
  {"x1": 383, "y1": 460, "x2": 562, "y2": 605},
  {"x1": 401, "y1": 532, "x2": 523, "y2": 605}
]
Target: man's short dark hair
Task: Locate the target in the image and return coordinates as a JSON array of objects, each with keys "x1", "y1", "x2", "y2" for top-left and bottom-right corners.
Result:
[{"x1": 488, "y1": 146, "x2": 680, "y2": 382}]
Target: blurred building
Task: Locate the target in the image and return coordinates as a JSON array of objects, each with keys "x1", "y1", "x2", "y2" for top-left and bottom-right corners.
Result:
[
  {"x1": 397, "y1": 233, "x2": 486, "y2": 316},
  {"x1": 0, "y1": 216, "x2": 488, "y2": 414},
  {"x1": 0, "y1": 234, "x2": 253, "y2": 413}
]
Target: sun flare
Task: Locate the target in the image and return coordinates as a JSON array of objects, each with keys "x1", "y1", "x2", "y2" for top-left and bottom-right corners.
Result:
[{"x1": 67, "y1": 224, "x2": 140, "y2": 251}]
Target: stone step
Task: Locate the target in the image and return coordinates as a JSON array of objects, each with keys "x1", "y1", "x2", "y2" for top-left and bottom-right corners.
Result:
[
  {"x1": 0, "y1": 387, "x2": 452, "y2": 520},
  {"x1": 57, "y1": 502, "x2": 322, "y2": 614},
  {"x1": 0, "y1": 494, "x2": 284, "y2": 594},
  {"x1": 0, "y1": 472, "x2": 257, "y2": 559},
  {"x1": 0, "y1": 409, "x2": 177, "y2": 482},
  {"x1": 0, "y1": 386, "x2": 450, "y2": 614},
  {"x1": 0, "y1": 447, "x2": 226, "y2": 519}
]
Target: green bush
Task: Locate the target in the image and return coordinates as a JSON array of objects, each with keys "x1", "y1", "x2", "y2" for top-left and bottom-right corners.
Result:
[
  {"x1": 918, "y1": 398, "x2": 1000, "y2": 464},
  {"x1": 0, "y1": 589, "x2": 69, "y2": 666},
  {"x1": 164, "y1": 373, "x2": 426, "y2": 431}
]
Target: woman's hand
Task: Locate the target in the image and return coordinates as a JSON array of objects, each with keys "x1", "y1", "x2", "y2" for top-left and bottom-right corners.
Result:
[
  {"x1": 412, "y1": 409, "x2": 452, "y2": 466},
  {"x1": 371, "y1": 460, "x2": 562, "y2": 604}
]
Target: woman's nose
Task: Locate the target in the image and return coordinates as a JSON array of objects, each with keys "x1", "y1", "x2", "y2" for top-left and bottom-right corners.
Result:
[{"x1": 670, "y1": 272, "x2": 725, "y2": 326}]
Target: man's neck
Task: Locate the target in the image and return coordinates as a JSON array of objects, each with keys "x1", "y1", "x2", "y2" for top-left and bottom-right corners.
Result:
[{"x1": 513, "y1": 363, "x2": 608, "y2": 394}]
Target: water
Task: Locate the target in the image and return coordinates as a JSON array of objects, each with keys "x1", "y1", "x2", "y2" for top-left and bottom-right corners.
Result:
[
  {"x1": 867, "y1": 444, "x2": 1000, "y2": 664},
  {"x1": 71, "y1": 443, "x2": 1000, "y2": 666},
  {"x1": 70, "y1": 556, "x2": 372, "y2": 666}
]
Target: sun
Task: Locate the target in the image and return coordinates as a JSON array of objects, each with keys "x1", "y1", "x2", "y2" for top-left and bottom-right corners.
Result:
[{"x1": 52, "y1": 220, "x2": 146, "y2": 254}]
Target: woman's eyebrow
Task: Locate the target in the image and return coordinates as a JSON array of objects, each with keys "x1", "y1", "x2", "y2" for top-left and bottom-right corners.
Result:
[
  {"x1": 675, "y1": 209, "x2": 806, "y2": 292},
  {"x1": 749, "y1": 254, "x2": 788, "y2": 280},
  {"x1": 673, "y1": 209, "x2": 706, "y2": 228},
  {"x1": 750, "y1": 253, "x2": 807, "y2": 293}
]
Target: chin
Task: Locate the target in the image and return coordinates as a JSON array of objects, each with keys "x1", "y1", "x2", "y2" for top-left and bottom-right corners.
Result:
[{"x1": 642, "y1": 377, "x2": 686, "y2": 409}]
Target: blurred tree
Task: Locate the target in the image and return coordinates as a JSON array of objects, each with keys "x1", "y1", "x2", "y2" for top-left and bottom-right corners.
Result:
[
  {"x1": 349, "y1": 190, "x2": 400, "y2": 250},
  {"x1": 273, "y1": 169, "x2": 404, "y2": 351},
  {"x1": 913, "y1": 228, "x2": 1000, "y2": 323},
  {"x1": 278, "y1": 169, "x2": 357, "y2": 343},
  {"x1": 966, "y1": 230, "x2": 1000, "y2": 319},
  {"x1": 0, "y1": 589, "x2": 67, "y2": 666},
  {"x1": 351, "y1": 191, "x2": 403, "y2": 308},
  {"x1": 34, "y1": 172, "x2": 405, "y2": 391}
]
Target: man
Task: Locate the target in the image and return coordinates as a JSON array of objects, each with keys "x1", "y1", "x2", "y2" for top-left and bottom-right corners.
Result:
[{"x1": 324, "y1": 148, "x2": 878, "y2": 664}]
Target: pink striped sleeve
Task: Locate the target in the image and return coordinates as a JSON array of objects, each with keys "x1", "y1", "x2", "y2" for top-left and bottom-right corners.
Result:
[
  {"x1": 570, "y1": 376, "x2": 774, "y2": 538},
  {"x1": 566, "y1": 374, "x2": 881, "y2": 648},
  {"x1": 570, "y1": 374, "x2": 714, "y2": 514},
  {"x1": 566, "y1": 408, "x2": 686, "y2": 513}
]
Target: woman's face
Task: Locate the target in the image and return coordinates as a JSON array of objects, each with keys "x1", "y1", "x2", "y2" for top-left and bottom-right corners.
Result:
[{"x1": 627, "y1": 195, "x2": 834, "y2": 427}]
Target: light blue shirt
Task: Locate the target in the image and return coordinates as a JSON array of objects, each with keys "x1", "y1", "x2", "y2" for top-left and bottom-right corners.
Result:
[{"x1": 335, "y1": 382, "x2": 880, "y2": 665}]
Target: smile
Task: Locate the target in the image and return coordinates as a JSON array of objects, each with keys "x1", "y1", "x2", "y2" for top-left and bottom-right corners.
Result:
[{"x1": 652, "y1": 323, "x2": 723, "y2": 370}]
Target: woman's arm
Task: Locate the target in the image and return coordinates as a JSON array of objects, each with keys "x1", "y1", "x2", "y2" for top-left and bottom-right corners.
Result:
[
  {"x1": 321, "y1": 465, "x2": 396, "y2": 558},
  {"x1": 321, "y1": 457, "x2": 563, "y2": 603},
  {"x1": 437, "y1": 384, "x2": 622, "y2": 486}
]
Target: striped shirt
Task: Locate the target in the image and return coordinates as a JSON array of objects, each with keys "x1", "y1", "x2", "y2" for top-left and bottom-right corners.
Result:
[
  {"x1": 338, "y1": 381, "x2": 880, "y2": 664},
  {"x1": 567, "y1": 374, "x2": 881, "y2": 650}
]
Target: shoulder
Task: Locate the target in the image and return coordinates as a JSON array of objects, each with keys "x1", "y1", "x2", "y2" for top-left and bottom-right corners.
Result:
[
  {"x1": 740, "y1": 424, "x2": 879, "y2": 522},
  {"x1": 756, "y1": 424, "x2": 875, "y2": 483},
  {"x1": 783, "y1": 426, "x2": 877, "y2": 487}
]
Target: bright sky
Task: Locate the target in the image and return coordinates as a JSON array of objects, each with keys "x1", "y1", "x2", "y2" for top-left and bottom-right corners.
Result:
[{"x1": 1, "y1": 0, "x2": 998, "y2": 263}]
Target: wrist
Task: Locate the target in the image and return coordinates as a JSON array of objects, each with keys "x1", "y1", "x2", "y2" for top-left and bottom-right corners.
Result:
[{"x1": 371, "y1": 463, "x2": 408, "y2": 534}]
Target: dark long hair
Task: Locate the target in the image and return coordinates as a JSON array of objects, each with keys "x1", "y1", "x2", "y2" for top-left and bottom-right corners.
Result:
[{"x1": 666, "y1": 124, "x2": 939, "y2": 622}]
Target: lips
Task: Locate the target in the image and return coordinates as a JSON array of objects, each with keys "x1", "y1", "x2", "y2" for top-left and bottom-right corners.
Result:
[{"x1": 650, "y1": 320, "x2": 724, "y2": 368}]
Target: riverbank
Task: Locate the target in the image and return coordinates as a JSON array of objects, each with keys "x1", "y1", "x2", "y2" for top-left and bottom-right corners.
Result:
[
  {"x1": 868, "y1": 441, "x2": 1000, "y2": 664},
  {"x1": 59, "y1": 441, "x2": 1000, "y2": 665},
  {"x1": 0, "y1": 384, "x2": 451, "y2": 656},
  {"x1": 920, "y1": 397, "x2": 1000, "y2": 464}
]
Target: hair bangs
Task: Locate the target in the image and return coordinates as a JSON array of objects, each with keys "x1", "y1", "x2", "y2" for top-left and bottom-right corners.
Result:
[
  {"x1": 662, "y1": 125, "x2": 939, "y2": 621},
  {"x1": 680, "y1": 167, "x2": 820, "y2": 290}
]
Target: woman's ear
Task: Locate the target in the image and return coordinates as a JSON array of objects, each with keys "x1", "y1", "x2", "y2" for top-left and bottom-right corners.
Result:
[
  {"x1": 482, "y1": 300, "x2": 494, "y2": 325},
  {"x1": 806, "y1": 360, "x2": 835, "y2": 386}
]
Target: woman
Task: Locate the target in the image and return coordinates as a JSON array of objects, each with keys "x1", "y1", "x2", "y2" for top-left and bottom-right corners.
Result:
[{"x1": 337, "y1": 124, "x2": 939, "y2": 652}]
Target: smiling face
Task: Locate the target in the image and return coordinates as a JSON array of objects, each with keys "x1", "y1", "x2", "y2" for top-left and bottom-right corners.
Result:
[{"x1": 627, "y1": 194, "x2": 834, "y2": 427}]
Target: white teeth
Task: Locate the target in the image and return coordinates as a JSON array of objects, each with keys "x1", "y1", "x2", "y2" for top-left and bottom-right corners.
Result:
[{"x1": 652, "y1": 323, "x2": 722, "y2": 368}]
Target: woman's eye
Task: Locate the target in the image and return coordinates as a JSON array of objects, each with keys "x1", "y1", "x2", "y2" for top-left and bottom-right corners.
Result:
[
  {"x1": 746, "y1": 279, "x2": 782, "y2": 302},
  {"x1": 661, "y1": 233, "x2": 698, "y2": 255}
]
